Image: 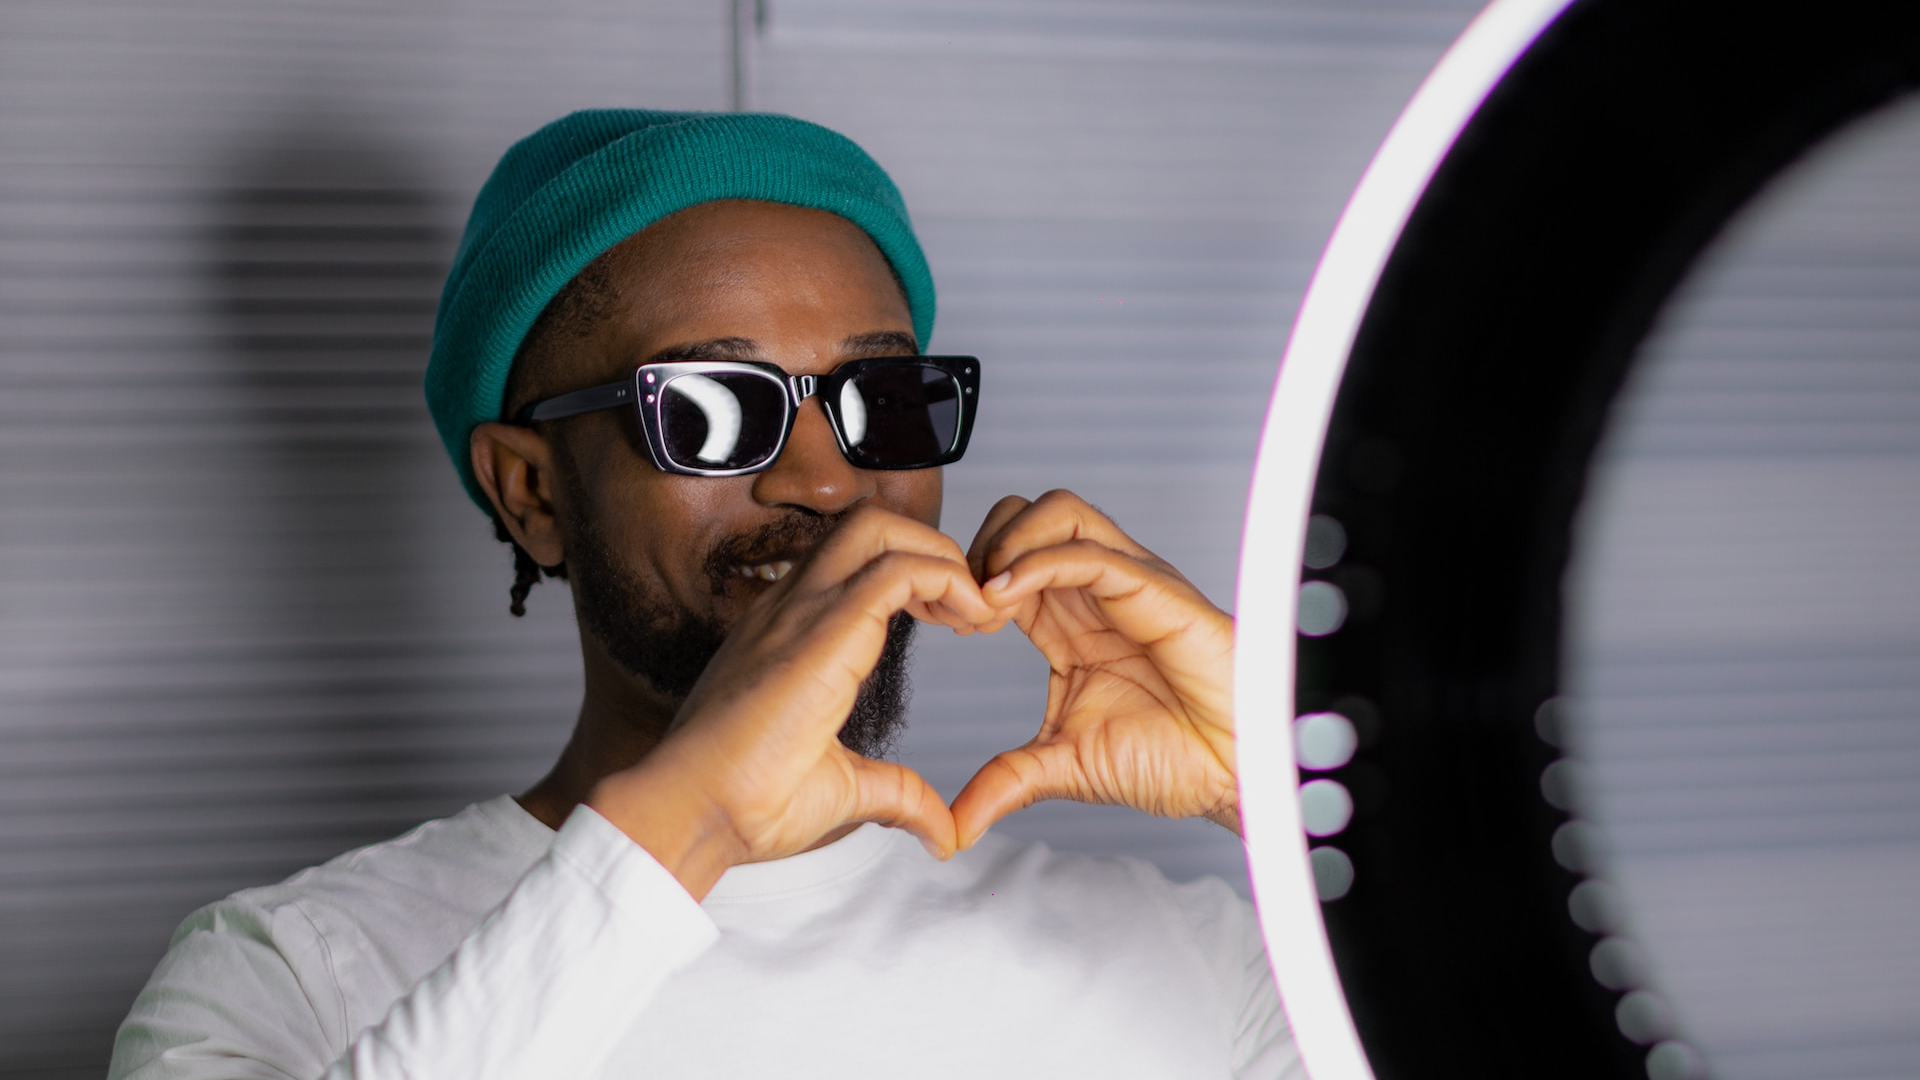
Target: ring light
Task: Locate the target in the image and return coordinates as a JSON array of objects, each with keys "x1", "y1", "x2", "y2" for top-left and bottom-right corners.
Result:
[{"x1": 1236, "y1": 1, "x2": 1920, "y2": 1078}]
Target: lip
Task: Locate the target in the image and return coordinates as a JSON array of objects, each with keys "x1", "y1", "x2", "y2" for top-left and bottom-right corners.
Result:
[{"x1": 704, "y1": 514, "x2": 842, "y2": 597}]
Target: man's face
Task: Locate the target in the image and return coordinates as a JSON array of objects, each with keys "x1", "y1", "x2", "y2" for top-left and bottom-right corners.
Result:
[{"x1": 541, "y1": 200, "x2": 942, "y2": 756}]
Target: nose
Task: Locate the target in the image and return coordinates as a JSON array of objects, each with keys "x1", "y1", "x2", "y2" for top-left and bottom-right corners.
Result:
[{"x1": 750, "y1": 397, "x2": 875, "y2": 514}]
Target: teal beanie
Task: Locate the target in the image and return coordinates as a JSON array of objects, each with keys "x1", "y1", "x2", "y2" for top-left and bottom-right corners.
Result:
[{"x1": 426, "y1": 109, "x2": 937, "y2": 510}]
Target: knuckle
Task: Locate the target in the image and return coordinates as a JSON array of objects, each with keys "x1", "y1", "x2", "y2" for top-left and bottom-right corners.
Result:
[
  {"x1": 866, "y1": 549, "x2": 916, "y2": 574},
  {"x1": 857, "y1": 550, "x2": 942, "y2": 594},
  {"x1": 928, "y1": 530, "x2": 967, "y2": 562}
]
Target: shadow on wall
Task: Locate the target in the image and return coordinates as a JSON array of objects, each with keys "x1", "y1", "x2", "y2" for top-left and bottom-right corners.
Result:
[
  {"x1": 206, "y1": 116, "x2": 458, "y2": 833},
  {"x1": 1, "y1": 116, "x2": 464, "y2": 1080}
]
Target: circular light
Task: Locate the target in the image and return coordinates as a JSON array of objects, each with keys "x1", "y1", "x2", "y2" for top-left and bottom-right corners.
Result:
[
  {"x1": 1297, "y1": 580, "x2": 1349, "y2": 636},
  {"x1": 1614, "y1": 990, "x2": 1673, "y2": 1045},
  {"x1": 1566, "y1": 879, "x2": 1620, "y2": 934},
  {"x1": 1533, "y1": 696, "x2": 1570, "y2": 748},
  {"x1": 1231, "y1": 2, "x2": 1585, "y2": 1076},
  {"x1": 1300, "y1": 779, "x2": 1356, "y2": 837},
  {"x1": 1237, "y1": 0, "x2": 1920, "y2": 1072},
  {"x1": 1303, "y1": 514, "x2": 1349, "y2": 569},
  {"x1": 1551, "y1": 820, "x2": 1600, "y2": 873},
  {"x1": 1644, "y1": 1040, "x2": 1705, "y2": 1080},
  {"x1": 1295, "y1": 711, "x2": 1360, "y2": 770},
  {"x1": 1538, "y1": 758, "x2": 1584, "y2": 811},
  {"x1": 1590, "y1": 937, "x2": 1647, "y2": 991},
  {"x1": 1310, "y1": 846, "x2": 1356, "y2": 901}
]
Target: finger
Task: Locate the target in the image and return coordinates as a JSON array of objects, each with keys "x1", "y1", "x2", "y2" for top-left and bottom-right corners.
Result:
[
  {"x1": 761, "y1": 553, "x2": 1001, "y2": 719},
  {"x1": 684, "y1": 553, "x2": 1005, "y2": 751},
  {"x1": 839, "y1": 550, "x2": 1007, "y2": 632},
  {"x1": 973, "y1": 489, "x2": 1168, "y2": 582},
  {"x1": 798, "y1": 505, "x2": 975, "y2": 590},
  {"x1": 917, "y1": 597, "x2": 1011, "y2": 636},
  {"x1": 948, "y1": 744, "x2": 1071, "y2": 850},
  {"x1": 846, "y1": 754, "x2": 960, "y2": 859},
  {"x1": 981, "y1": 540, "x2": 1229, "y2": 655},
  {"x1": 966, "y1": 495, "x2": 1032, "y2": 580},
  {"x1": 759, "y1": 550, "x2": 998, "y2": 665}
]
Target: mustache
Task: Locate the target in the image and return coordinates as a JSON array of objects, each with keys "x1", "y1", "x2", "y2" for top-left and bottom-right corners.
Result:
[{"x1": 701, "y1": 512, "x2": 850, "y2": 595}]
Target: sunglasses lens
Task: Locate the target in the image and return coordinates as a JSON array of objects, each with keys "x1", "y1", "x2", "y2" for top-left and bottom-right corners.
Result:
[
  {"x1": 659, "y1": 372, "x2": 789, "y2": 470},
  {"x1": 838, "y1": 364, "x2": 964, "y2": 467}
]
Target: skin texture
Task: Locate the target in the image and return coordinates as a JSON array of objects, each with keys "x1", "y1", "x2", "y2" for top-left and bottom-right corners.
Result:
[{"x1": 468, "y1": 200, "x2": 1239, "y2": 902}]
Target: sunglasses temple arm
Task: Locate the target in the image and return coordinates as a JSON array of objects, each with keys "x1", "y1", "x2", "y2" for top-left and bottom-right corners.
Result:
[{"x1": 516, "y1": 380, "x2": 634, "y2": 424}]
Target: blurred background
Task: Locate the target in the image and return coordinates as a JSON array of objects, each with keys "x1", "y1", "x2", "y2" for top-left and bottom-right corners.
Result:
[
  {"x1": 1562, "y1": 93, "x2": 1920, "y2": 1080},
  {"x1": 3, "y1": 2, "x2": 1917, "y2": 1080}
]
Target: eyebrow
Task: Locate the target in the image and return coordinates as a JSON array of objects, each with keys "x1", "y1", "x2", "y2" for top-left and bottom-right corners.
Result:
[
  {"x1": 642, "y1": 330, "x2": 920, "y2": 367},
  {"x1": 839, "y1": 330, "x2": 920, "y2": 357},
  {"x1": 642, "y1": 337, "x2": 761, "y2": 365}
]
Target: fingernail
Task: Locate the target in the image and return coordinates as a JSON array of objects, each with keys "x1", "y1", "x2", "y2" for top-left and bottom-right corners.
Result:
[
  {"x1": 920, "y1": 836, "x2": 945, "y2": 859},
  {"x1": 984, "y1": 571, "x2": 1011, "y2": 592}
]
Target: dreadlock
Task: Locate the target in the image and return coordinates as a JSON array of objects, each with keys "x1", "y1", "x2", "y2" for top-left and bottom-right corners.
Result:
[
  {"x1": 491, "y1": 513, "x2": 567, "y2": 617},
  {"x1": 490, "y1": 247, "x2": 620, "y2": 616}
]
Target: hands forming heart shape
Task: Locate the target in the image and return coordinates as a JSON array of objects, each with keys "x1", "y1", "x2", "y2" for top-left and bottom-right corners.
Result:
[
  {"x1": 590, "y1": 490, "x2": 1238, "y2": 900},
  {"x1": 949, "y1": 491, "x2": 1239, "y2": 847}
]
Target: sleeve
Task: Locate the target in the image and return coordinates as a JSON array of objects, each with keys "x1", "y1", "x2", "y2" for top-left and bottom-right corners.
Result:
[
  {"x1": 1163, "y1": 874, "x2": 1306, "y2": 1080},
  {"x1": 109, "y1": 806, "x2": 721, "y2": 1080}
]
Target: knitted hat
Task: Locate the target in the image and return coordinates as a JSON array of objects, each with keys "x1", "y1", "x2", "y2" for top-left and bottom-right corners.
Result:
[{"x1": 426, "y1": 109, "x2": 936, "y2": 510}]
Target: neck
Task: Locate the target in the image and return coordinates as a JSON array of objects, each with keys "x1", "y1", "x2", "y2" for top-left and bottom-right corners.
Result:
[
  {"x1": 517, "y1": 628, "x2": 679, "y2": 831},
  {"x1": 516, "y1": 627, "x2": 864, "y2": 856}
]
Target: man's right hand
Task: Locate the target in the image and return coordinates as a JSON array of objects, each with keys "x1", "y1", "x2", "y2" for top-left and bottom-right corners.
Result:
[{"x1": 583, "y1": 507, "x2": 1007, "y2": 900}]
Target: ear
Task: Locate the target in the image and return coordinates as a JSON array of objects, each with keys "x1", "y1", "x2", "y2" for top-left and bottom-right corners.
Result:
[{"x1": 471, "y1": 422, "x2": 567, "y2": 568}]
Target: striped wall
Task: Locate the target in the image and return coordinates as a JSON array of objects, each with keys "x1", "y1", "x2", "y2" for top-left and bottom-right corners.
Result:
[{"x1": 0, "y1": 2, "x2": 1482, "y2": 1075}]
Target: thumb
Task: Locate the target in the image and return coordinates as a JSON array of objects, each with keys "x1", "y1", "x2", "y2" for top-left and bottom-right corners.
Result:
[
  {"x1": 949, "y1": 744, "x2": 1068, "y2": 850},
  {"x1": 846, "y1": 754, "x2": 960, "y2": 860}
]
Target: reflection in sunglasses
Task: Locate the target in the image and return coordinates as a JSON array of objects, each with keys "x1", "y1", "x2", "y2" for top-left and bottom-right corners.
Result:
[
  {"x1": 668, "y1": 374, "x2": 746, "y2": 464},
  {"x1": 838, "y1": 379, "x2": 869, "y2": 448}
]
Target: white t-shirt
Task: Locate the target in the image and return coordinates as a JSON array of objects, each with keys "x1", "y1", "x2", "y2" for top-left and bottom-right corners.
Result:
[{"x1": 111, "y1": 796, "x2": 1300, "y2": 1079}]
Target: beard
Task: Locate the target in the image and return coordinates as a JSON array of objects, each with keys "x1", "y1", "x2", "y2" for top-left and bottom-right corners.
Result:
[{"x1": 559, "y1": 490, "x2": 917, "y2": 761}]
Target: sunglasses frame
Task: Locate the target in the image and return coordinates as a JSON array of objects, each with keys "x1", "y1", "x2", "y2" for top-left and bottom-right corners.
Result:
[{"x1": 515, "y1": 355, "x2": 980, "y2": 477}]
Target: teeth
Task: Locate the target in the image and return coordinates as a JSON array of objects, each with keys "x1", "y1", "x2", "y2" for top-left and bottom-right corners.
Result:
[{"x1": 738, "y1": 560, "x2": 795, "y2": 582}]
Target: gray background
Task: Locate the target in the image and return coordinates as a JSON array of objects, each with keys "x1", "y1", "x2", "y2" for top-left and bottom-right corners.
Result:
[
  {"x1": 5, "y1": 3, "x2": 1918, "y2": 1080},
  {"x1": 0, "y1": 1, "x2": 1484, "y2": 1075}
]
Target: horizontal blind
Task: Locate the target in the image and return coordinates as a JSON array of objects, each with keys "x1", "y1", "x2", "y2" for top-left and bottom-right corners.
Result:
[
  {"x1": 0, "y1": 3, "x2": 727, "y2": 1076},
  {"x1": 0, "y1": 1, "x2": 1492, "y2": 1076}
]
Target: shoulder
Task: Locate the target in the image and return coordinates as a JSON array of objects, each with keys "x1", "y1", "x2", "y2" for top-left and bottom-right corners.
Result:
[
  {"x1": 113, "y1": 799, "x2": 557, "y2": 1078},
  {"x1": 157, "y1": 798, "x2": 547, "y2": 1034},
  {"x1": 230, "y1": 795, "x2": 548, "y2": 928}
]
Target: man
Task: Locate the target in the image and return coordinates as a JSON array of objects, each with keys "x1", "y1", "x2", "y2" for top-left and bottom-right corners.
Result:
[{"x1": 111, "y1": 110, "x2": 1298, "y2": 1079}]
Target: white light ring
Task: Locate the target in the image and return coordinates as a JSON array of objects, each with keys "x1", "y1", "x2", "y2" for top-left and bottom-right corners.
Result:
[{"x1": 1234, "y1": 2, "x2": 1574, "y2": 1078}]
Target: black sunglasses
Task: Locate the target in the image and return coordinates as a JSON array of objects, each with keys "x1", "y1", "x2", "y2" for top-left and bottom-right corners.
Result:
[{"x1": 515, "y1": 355, "x2": 980, "y2": 477}]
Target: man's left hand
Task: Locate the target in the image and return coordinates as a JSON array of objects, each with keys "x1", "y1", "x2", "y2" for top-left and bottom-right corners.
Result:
[{"x1": 949, "y1": 490, "x2": 1239, "y2": 848}]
